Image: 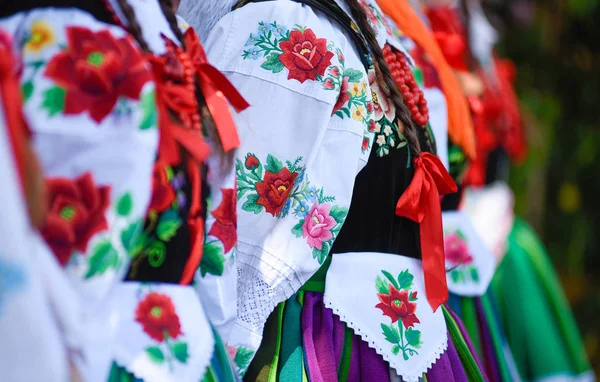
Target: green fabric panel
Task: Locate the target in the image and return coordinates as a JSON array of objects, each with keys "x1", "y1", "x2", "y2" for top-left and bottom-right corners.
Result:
[
  {"x1": 480, "y1": 294, "x2": 512, "y2": 382},
  {"x1": 267, "y1": 302, "x2": 286, "y2": 382},
  {"x1": 337, "y1": 326, "x2": 354, "y2": 382},
  {"x1": 107, "y1": 362, "x2": 134, "y2": 382},
  {"x1": 301, "y1": 256, "x2": 332, "y2": 293},
  {"x1": 460, "y1": 297, "x2": 482, "y2": 358},
  {"x1": 442, "y1": 306, "x2": 486, "y2": 382},
  {"x1": 212, "y1": 328, "x2": 237, "y2": 382},
  {"x1": 492, "y1": 228, "x2": 574, "y2": 380},
  {"x1": 511, "y1": 218, "x2": 591, "y2": 374},
  {"x1": 278, "y1": 294, "x2": 304, "y2": 382},
  {"x1": 202, "y1": 367, "x2": 217, "y2": 382},
  {"x1": 246, "y1": 308, "x2": 280, "y2": 382}
]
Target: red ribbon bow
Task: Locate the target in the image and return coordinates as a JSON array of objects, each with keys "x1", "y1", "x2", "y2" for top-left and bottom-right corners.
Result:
[
  {"x1": 184, "y1": 29, "x2": 249, "y2": 153},
  {"x1": 395, "y1": 153, "x2": 457, "y2": 311}
]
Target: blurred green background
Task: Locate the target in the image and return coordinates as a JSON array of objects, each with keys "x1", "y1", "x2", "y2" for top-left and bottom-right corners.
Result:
[{"x1": 485, "y1": 0, "x2": 600, "y2": 373}]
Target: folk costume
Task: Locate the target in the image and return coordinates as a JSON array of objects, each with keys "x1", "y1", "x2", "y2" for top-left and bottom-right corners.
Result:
[{"x1": 181, "y1": 0, "x2": 490, "y2": 380}]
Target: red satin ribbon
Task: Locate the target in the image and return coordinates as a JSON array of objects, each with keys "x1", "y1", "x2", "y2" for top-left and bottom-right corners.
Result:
[
  {"x1": 184, "y1": 29, "x2": 249, "y2": 153},
  {"x1": 395, "y1": 153, "x2": 457, "y2": 311}
]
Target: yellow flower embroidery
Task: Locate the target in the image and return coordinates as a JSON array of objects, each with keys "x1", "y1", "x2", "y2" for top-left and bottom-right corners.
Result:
[
  {"x1": 349, "y1": 81, "x2": 364, "y2": 97},
  {"x1": 352, "y1": 105, "x2": 367, "y2": 122},
  {"x1": 25, "y1": 22, "x2": 54, "y2": 53}
]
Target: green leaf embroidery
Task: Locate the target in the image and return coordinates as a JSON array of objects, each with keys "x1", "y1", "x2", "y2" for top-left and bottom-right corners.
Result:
[
  {"x1": 22, "y1": 81, "x2": 34, "y2": 102},
  {"x1": 156, "y1": 210, "x2": 183, "y2": 241},
  {"x1": 200, "y1": 242, "x2": 225, "y2": 276},
  {"x1": 234, "y1": 347, "x2": 255, "y2": 371},
  {"x1": 139, "y1": 90, "x2": 157, "y2": 130},
  {"x1": 260, "y1": 53, "x2": 285, "y2": 73},
  {"x1": 376, "y1": 276, "x2": 390, "y2": 294},
  {"x1": 470, "y1": 266, "x2": 480, "y2": 283},
  {"x1": 455, "y1": 229, "x2": 467, "y2": 241},
  {"x1": 450, "y1": 269, "x2": 462, "y2": 283},
  {"x1": 145, "y1": 346, "x2": 165, "y2": 364},
  {"x1": 312, "y1": 241, "x2": 331, "y2": 264},
  {"x1": 392, "y1": 345, "x2": 401, "y2": 356},
  {"x1": 242, "y1": 194, "x2": 264, "y2": 214},
  {"x1": 85, "y1": 241, "x2": 119, "y2": 279},
  {"x1": 41, "y1": 86, "x2": 66, "y2": 117},
  {"x1": 381, "y1": 270, "x2": 400, "y2": 290},
  {"x1": 121, "y1": 219, "x2": 146, "y2": 256},
  {"x1": 329, "y1": 205, "x2": 348, "y2": 223},
  {"x1": 397, "y1": 269, "x2": 414, "y2": 290},
  {"x1": 292, "y1": 220, "x2": 304, "y2": 238},
  {"x1": 381, "y1": 323, "x2": 400, "y2": 344},
  {"x1": 171, "y1": 342, "x2": 189, "y2": 363},
  {"x1": 116, "y1": 193, "x2": 133, "y2": 216},
  {"x1": 344, "y1": 69, "x2": 364, "y2": 83},
  {"x1": 147, "y1": 241, "x2": 167, "y2": 268},
  {"x1": 265, "y1": 154, "x2": 284, "y2": 174},
  {"x1": 405, "y1": 327, "x2": 422, "y2": 349}
]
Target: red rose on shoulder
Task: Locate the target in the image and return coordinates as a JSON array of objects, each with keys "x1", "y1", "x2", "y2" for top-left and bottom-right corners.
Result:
[
  {"x1": 44, "y1": 26, "x2": 151, "y2": 123},
  {"x1": 332, "y1": 76, "x2": 350, "y2": 115},
  {"x1": 41, "y1": 173, "x2": 111, "y2": 265},
  {"x1": 208, "y1": 188, "x2": 237, "y2": 252},
  {"x1": 255, "y1": 168, "x2": 298, "y2": 217},
  {"x1": 149, "y1": 161, "x2": 176, "y2": 213},
  {"x1": 375, "y1": 285, "x2": 420, "y2": 329},
  {"x1": 279, "y1": 29, "x2": 334, "y2": 83},
  {"x1": 135, "y1": 292, "x2": 183, "y2": 342}
]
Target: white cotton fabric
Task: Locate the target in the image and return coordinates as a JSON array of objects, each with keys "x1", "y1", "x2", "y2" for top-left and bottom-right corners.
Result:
[
  {"x1": 461, "y1": 182, "x2": 516, "y2": 264},
  {"x1": 111, "y1": 283, "x2": 215, "y2": 382},
  {"x1": 203, "y1": 0, "x2": 374, "y2": 356},
  {"x1": 1, "y1": 9, "x2": 158, "y2": 381},
  {"x1": 324, "y1": 252, "x2": 448, "y2": 382},
  {"x1": 443, "y1": 211, "x2": 496, "y2": 297},
  {"x1": 0, "y1": 94, "x2": 70, "y2": 382}
]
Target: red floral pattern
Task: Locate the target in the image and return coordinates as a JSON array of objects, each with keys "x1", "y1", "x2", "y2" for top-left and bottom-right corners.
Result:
[
  {"x1": 208, "y1": 188, "x2": 237, "y2": 252},
  {"x1": 255, "y1": 168, "x2": 298, "y2": 216},
  {"x1": 244, "y1": 153, "x2": 259, "y2": 170},
  {"x1": 149, "y1": 161, "x2": 176, "y2": 213},
  {"x1": 279, "y1": 29, "x2": 334, "y2": 83},
  {"x1": 376, "y1": 285, "x2": 421, "y2": 329},
  {"x1": 44, "y1": 26, "x2": 151, "y2": 123},
  {"x1": 135, "y1": 292, "x2": 183, "y2": 342},
  {"x1": 332, "y1": 77, "x2": 351, "y2": 115},
  {"x1": 41, "y1": 173, "x2": 111, "y2": 265}
]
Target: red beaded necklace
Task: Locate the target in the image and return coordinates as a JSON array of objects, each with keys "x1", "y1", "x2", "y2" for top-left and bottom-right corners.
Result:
[{"x1": 383, "y1": 44, "x2": 430, "y2": 127}]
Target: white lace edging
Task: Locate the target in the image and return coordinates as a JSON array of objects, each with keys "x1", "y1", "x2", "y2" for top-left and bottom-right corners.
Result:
[{"x1": 323, "y1": 296, "x2": 448, "y2": 382}]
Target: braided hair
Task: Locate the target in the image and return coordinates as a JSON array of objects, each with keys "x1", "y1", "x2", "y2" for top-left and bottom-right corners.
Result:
[
  {"x1": 345, "y1": 0, "x2": 426, "y2": 155},
  {"x1": 114, "y1": 0, "x2": 230, "y2": 164},
  {"x1": 115, "y1": 0, "x2": 151, "y2": 52}
]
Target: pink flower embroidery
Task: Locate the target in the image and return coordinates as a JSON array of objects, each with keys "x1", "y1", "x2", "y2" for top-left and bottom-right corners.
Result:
[
  {"x1": 302, "y1": 202, "x2": 336, "y2": 250},
  {"x1": 445, "y1": 233, "x2": 473, "y2": 265},
  {"x1": 368, "y1": 69, "x2": 395, "y2": 122}
]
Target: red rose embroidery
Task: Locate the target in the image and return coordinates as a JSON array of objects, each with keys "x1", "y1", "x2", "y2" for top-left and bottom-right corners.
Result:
[
  {"x1": 376, "y1": 285, "x2": 420, "y2": 329},
  {"x1": 244, "y1": 153, "x2": 259, "y2": 170},
  {"x1": 208, "y1": 188, "x2": 237, "y2": 252},
  {"x1": 279, "y1": 29, "x2": 334, "y2": 83},
  {"x1": 149, "y1": 162, "x2": 176, "y2": 213},
  {"x1": 44, "y1": 26, "x2": 151, "y2": 123},
  {"x1": 255, "y1": 168, "x2": 298, "y2": 216},
  {"x1": 332, "y1": 77, "x2": 350, "y2": 115},
  {"x1": 362, "y1": 137, "x2": 370, "y2": 152},
  {"x1": 135, "y1": 292, "x2": 183, "y2": 342},
  {"x1": 445, "y1": 233, "x2": 473, "y2": 265},
  {"x1": 41, "y1": 173, "x2": 111, "y2": 266}
]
